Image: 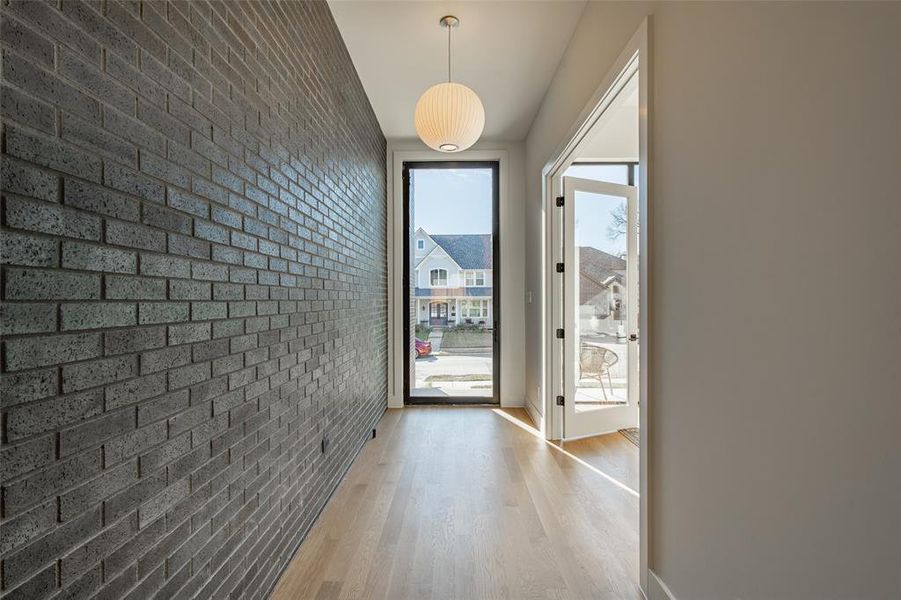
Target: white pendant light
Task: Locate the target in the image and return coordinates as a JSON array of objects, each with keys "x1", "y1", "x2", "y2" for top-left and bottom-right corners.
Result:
[{"x1": 414, "y1": 15, "x2": 485, "y2": 153}]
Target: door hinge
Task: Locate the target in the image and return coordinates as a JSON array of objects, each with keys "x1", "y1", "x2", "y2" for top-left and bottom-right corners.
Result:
[
  {"x1": 555, "y1": 328, "x2": 565, "y2": 339},
  {"x1": 555, "y1": 262, "x2": 564, "y2": 273},
  {"x1": 556, "y1": 395, "x2": 565, "y2": 407},
  {"x1": 555, "y1": 196, "x2": 564, "y2": 207}
]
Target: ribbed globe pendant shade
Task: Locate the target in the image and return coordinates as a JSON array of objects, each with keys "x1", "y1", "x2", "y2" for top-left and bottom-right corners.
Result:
[
  {"x1": 415, "y1": 82, "x2": 485, "y2": 152},
  {"x1": 414, "y1": 16, "x2": 485, "y2": 152}
]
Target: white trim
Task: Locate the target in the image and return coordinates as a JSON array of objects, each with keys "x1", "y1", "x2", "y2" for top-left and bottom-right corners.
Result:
[
  {"x1": 538, "y1": 17, "x2": 651, "y2": 596},
  {"x1": 638, "y1": 19, "x2": 652, "y2": 596},
  {"x1": 525, "y1": 397, "x2": 542, "y2": 430},
  {"x1": 647, "y1": 571, "x2": 677, "y2": 600},
  {"x1": 387, "y1": 147, "x2": 510, "y2": 408}
]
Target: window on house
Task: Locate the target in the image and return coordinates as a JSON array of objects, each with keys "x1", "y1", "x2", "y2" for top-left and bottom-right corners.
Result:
[
  {"x1": 462, "y1": 299, "x2": 489, "y2": 317},
  {"x1": 430, "y1": 268, "x2": 447, "y2": 286},
  {"x1": 417, "y1": 239, "x2": 424, "y2": 250},
  {"x1": 464, "y1": 271, "x2": 486, "y2": 286}
]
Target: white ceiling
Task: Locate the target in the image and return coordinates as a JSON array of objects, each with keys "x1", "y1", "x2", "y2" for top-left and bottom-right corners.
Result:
[{"x1": 328, "y1": 1, "x2": 587, "y2": 142}]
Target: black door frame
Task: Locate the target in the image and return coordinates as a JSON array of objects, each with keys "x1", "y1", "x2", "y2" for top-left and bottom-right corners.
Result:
[{"x1": 403, "y1": 160, "x2": 500, "y2": 405}]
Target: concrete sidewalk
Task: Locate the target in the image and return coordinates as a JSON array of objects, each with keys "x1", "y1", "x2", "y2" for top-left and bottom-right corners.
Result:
[{"x1": 413, "y1": 352, "x2": 492, "y2": 396}]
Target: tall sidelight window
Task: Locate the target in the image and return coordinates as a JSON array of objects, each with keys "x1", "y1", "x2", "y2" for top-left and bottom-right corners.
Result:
[{"x1": 404, "y1": 161, "x2": 499, "y2": 404}]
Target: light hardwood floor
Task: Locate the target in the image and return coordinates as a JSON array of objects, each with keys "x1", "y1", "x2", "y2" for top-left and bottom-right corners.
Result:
[{"x1": 271, "y1": 406, "x2": 640, "y2": 600}]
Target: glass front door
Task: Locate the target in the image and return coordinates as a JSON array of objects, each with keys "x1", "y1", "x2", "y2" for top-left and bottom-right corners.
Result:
[
  {"x1": 562, "y1": 175, "x2": 639, "y2": 437},
  {"x1": 429, "y1": 302, "x2": 448, "y2": 326}
]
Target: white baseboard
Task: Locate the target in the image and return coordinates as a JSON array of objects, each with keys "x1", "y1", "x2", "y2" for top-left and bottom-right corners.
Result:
[
  {"x1": 647, "y1": 570, "x2": 677, "y2": 600},
  {"x1": 525, "y1": 398, "x2": 542, "y2": 431}
]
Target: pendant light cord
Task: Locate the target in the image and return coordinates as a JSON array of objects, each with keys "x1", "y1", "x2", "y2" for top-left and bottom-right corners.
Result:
[{"x1": 447, "y1": 23, "x2": 452, "y2": 83}]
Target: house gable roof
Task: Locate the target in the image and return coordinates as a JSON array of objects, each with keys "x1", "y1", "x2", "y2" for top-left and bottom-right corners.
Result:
[
  {"x1": 579, "y1": 246, "x2": 625, "y2": 280},
  {"x1": 414, "y1": 227, "x2": 435, "y2": 244},
  {"x1": 415, "y1": 243, "x2": 461, "y2": 271},
  {"x1": 579, "y1": 247, "x2": 625, "y2": 304},
  {"x1": 429, "y1": 234, "x2": 492, "y2": 270}
]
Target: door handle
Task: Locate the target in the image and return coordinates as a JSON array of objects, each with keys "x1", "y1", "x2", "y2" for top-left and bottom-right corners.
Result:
[{"x1": 628, "y1": 334, "x2": 639, "y2": 342}]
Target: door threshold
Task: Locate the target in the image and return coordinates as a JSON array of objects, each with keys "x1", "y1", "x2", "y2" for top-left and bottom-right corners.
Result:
[{"x1": 405, "y1": 397, "x2": 499, "y2": 406}]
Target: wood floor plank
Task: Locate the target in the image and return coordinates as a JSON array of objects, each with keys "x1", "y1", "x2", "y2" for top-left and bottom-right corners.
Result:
[{"x1": 271, "y1": 407, "x2": 640, "y2": 600}]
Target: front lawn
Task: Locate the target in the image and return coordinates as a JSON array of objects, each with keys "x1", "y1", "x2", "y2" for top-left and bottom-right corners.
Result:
[{"x1": 441, "y1": 327, "x2": 492, "y2": 349}]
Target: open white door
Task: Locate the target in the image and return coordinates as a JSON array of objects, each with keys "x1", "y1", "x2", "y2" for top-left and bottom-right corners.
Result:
[{"x1": 562, "y1": 176, "x2": 639, "y2": 439}]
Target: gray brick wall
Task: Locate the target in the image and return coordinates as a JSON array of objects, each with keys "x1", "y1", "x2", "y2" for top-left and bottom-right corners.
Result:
[{"x1": 0, "y1": 1, "x2": 387, "y2": 598}]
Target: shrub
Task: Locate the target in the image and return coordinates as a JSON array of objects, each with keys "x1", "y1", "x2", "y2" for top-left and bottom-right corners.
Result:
[{"x1": 447, "y1": 323, "x2": 481, "y2": 332}]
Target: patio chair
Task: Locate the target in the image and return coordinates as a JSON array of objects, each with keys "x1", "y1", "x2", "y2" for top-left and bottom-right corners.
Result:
[{"x1": 579, "y1": 343, "x2": 619, "y2": 400}]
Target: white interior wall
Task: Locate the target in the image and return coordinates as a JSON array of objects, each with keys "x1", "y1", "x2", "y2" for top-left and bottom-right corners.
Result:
[
  {"x1": 525, "y1": 2, "x2": 901, "y2": 599},
  {"x1": 387, "y1": 140, "x2": 526, "y2": 408}
]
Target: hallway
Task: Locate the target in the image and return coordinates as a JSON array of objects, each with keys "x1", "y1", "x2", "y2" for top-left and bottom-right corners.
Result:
[{"x1": 272, "y1": 408, "x2": 640, "y2": 600}]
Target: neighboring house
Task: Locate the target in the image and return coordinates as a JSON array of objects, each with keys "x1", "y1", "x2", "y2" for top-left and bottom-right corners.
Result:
[
  {"x1": 578, "y1": 246, "x2": 626, "y2": 337},
  {"x1": 414, "y1": 228, "x2": 492, "y2": 327}
]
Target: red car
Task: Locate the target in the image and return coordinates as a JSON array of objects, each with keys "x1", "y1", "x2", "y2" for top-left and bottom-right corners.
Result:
[{"x1": 415, "y1": 338, "x2": 432, "y2": 358}]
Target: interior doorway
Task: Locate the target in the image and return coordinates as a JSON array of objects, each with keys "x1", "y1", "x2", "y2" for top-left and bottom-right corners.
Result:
[
  {"x1": 403, "y1": 161, "x2": 500, "y2": 404},
  {"x1": 553, "y1": 69, "x2": 641, "y2": 440},
  {"x1": 542, "y1": 20, "x2": 649, "y2": 593}
]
